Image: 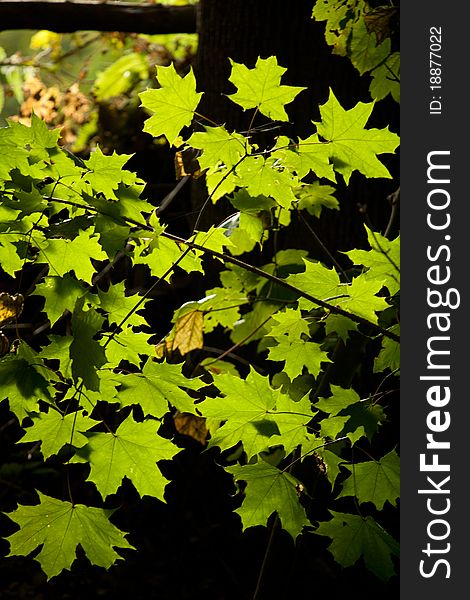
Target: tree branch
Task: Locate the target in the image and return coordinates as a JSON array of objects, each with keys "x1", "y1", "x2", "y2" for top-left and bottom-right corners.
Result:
[{"x1": 0, "y1": 1, "x2": 196, "y2": 34}]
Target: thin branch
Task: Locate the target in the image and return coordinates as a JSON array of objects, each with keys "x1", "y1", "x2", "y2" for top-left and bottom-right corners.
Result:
[{"x1": 0, "y1": 1, "x2": 196, "y2": 34}]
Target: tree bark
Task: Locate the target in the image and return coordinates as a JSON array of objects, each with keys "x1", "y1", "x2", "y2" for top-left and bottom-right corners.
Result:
[{"x1": 0, "y1": 1, "x2": 196, "y2": 34}]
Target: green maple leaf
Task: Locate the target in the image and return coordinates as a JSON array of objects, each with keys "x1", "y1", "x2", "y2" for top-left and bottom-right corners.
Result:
[
  {"x1": 38, "y1": 335, "x2": 73, "y2": 378},
  {"x1": 70, "y1": 304, "x2": 107, "y2": 391},
  {"x1": 314, "y1": 89, "x2": 399, "y2": 183},
  {"x1": 84, "y1": 147, "x2": 136, "y2": 200},
  {"x1": 268, "y1": 308, "x2": 310, "y2": 341},
  {"x1": 315, "y1": 385, "x2": 362, "y2": 416},
  {"x1": 118, "y1": 358, "x2": 201, "y2": 417},
  {"x1": 97, "y1": 281, "x2": 148, "y2": 328},
  {"x1": 0, "y1": 355, "x2": 51, "y2": 421},
  {"x1": 140, "y1": 64, "x2": 203, "y2": 146},
  {"x1": 324, "y1": 314, "x2": 359, "y2": 342},
  {"x1": 268, "y1": 337, "x2": 331, "y2": 380},
  {"x1": 315, "y1": 511, "x2": 399, "y2": 581},
  {"x1": 103, "y1": 328, "x2": 152, "y2": 368},
  {"x1": 228, "y1": 56, "x2": 305, "y2": 121},
  {"x1": 198, "y1": 369, "x2": 280, "y2": 458},
  {"x1": 346, "y1": 226, "x2": 400, "y2": 296},
  {"x1": 33, "y1": 275, "x2": 87, "y2": 325},
  {"x1": 342, "y1": 401, "x2": 387, "y2": 444},
  {"x1": 0, "y1": 123, "x2": 32, "y2": 178},
  {"x1": 287, "y1": 260, "x2": 342, "y2": 310},
  {"x1": 72, "y1": 416, "x2": 179, "y2": 500},
  {"x1": 339, "y1": 449, "x2": 400, "y2": 510},
  {"x1": 6, "y1": 492, "x2": 135, "y2": 580},
  {"x1": 236, "y1": 155, "x2": 298, "y2": 209},
  {"x1": 296, "y1": 182, "x2": 339, "y2": 218},
  {"x1": 320, "y1": 416, "x2": 349, "y2": 440},
  {"x1": 93, "y1": 52, "x2": 149, "y2": 101},
  {"x1": 187, "y1": 125, "x2": 248, "y2": 171},
  {"x1": 316, "y1": 447, "x2": 345, "y2": 487},
  {"x1": 37, "y1": 229, "x2": 107, "y2": 283},
  {"x1": 293, "y1": 134, "x2": 336, "y2": 180},
  {"x1": 339, "y1": 275, "x2": 389, "y2": 324},
  {"x1": 133, "y1": 236, "x2": 203, "y2": 278},
  {"x1": 349, "y1": 19, "x2": 391, "y2": 75},
  {"x1": 19, "y1": 409, "x2": 97, "y2": 459},
  {"x1": 370, "y1": 52, "x2": 400, "y2": 103},
  {"x1": 0, "y1": 235, "x2": 23, "y2": 276},
  {"x1": 269, "y1": 394, "x2": 316, "y2": 455},
  {"x1": 227, "y1": 461, "x2": 310, "y2": 538},
  {"x1": 374, "y1": 325, "x2": 400, "y2": 373}
]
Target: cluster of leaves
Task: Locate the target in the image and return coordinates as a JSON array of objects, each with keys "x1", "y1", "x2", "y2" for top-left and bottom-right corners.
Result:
[
  {"x1": 0, "y1": 49, "x2": 399, "y2": 584},
  {"x1": 312, "y1": 0, "x2": 400, "y2": 103}
]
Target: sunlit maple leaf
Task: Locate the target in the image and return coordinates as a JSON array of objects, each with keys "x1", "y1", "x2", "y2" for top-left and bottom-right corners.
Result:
[
  {"x1": 6, "y1": 493, "x2": 134, "y2": 580},
  {"x1": 140, "y1": 64, "x2": 203, "y2": 146},
  {"x1": 228, "y1": 56, "x2": 305, "y2": 121}
]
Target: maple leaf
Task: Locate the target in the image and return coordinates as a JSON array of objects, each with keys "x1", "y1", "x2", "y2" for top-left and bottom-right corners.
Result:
[
  {"x1": 198, "y1": 369, "x2": 280, "y2": 459},
  {"x1": 84, "y1": 147, "x2": 137, "y2": 200},
  {"x1": 19, "y1": 409, "x2": 97, "y2": 459},
  {"x1": 0, "y1": 355, "x2": 50, "y2": 421},
  {"x1": 338, "y1": 275, "x2": 389, "y2": 324},
  {"x1": 167, "y1": 309, "x2": 204, "y2": 355},
  {"x1": 370, "y1": 52, "x2": 400, "y2": 103},
  {"x1": 70, "y1": 303, "x2": 107, "y2": 391},
  {"x1": 6, "y1": 492, "x2": 134, "y2": 580},
  {"x1": 187, "y1": 125, "x2": 248, "y2": 171},
  {"x1": 268, "y1": 337, "x2": 331, "y2": 380},
  {"x1": 346, "y1": 226, "x2": 400, "y2": 296},
  {"x1": 324, "y1": 314, "x2": 359, "y2": 342},
  {"x1": 315, "y1": 385, "x2": 362, "y2": 416},
  {"x1": 140, "y1": 64, "x2": 203, "y2": 146},
  {"x1": 339, "y1": 449, "x2": 400, "y2": 510},
  {"x1": 72, "y1": 416, "x2": 179, "y2": 500},
  {"x1": 349, "y1": 19, "x2": 391, "y2": 75},
  {"x1": 286, "y1": 260, "x2": 342, "y2": 310},
  {"x1": 228, "y1": 56, "x2": 305, "y2": 121},
  {"x1": 97, "y1": 281, "x2": 148, "y2": 329},
  {"x1": 236, "y1": 155, "x2": 298, "y2": 209},
  {"x1": 296, "y1": 182, "x2": 339, "y2": 218},
  {"x1": 315, "y1": 511, "x2": 399, "y2": 581},
  {"x1": 33, "y1": 275, "x2": 87, "y2": 325},
  {"x1": 374, "y1": 325, "x2": 400, "y2": 373},
  {"x1": 314, "y1": 89, "x2": 399, "y2": 183},
  {"x1": 37, "y1": 229, "x2": 107, "y2": 283},
  {"x1": 118, "y1": 358, "x2": 201, "y2": 417},
  {"x1": 103, "y1": 329, "x2": 152, "y2": 368},
  {"x1": 268, "y1": 308, "x2": 310, "y2": 341},
  {"x1": 227, "y1": 461, "x2": 310, "y2": 538},
  {"x1": 269, "y1": 394, "x2": 317, "y2": 455},
  {"x1": 0, "y1": 235, "x2": 23, "y2": 276}
]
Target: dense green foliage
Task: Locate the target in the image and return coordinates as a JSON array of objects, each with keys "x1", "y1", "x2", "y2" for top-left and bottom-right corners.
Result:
[{"x1": 0, "y1": 0, "x2": 400, "y2": 590}]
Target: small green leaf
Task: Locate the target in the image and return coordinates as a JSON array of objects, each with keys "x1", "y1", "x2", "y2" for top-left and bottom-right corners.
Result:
[
  {"x1": 374, "y1": 325, "x2": 400, "y2": 373},
  {"x1": 339, "y1": 449, "x2": 400, "y2": 510},
  {"x1": 268, "y1": 337, "x2": 331, "y2": 380},
  {"x1": 84, "y1": 147, "x2": 137, "y2": 200},
  {"x1": 314, "y1": 89, "x2": 399, "y2": 183},
  {"x1": 19, "y1": 409, "x2": 97, "y2": 458},
  {"x1": 227, "y1": 461, "x2": 310, "y2": 538},
  {"x1": 118, "y1": 358, "x2": 201, "y2": 417},
  {"x1": 70, "y1": 304, "x2": 107, "y2": 391},
  {"x1": 72, "y1": 416, "x2": 179, "y2": 500},
  {"x1": 228, "y1": 56, "x2": 305, "y2": 121},
  {"x1": 316, "y1": 511, "x2": 399, "y2": 581},
  {"x1": 339, "y1": 275, "x2": 389, "y2": 324},
  {"x1": 198, "y1": 368, "x2": 280, "y2": 459},
  {"x1": 140, "y1": 64, "x2": 203, "y2": 146}
]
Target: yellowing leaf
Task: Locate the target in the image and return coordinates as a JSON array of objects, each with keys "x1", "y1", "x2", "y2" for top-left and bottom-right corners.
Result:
[{"x1": 167, "y1": 309, "x2": 204, "y2": 355}]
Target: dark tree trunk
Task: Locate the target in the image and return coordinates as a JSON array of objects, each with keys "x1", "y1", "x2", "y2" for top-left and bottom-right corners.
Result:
[{"x1": 191, "y1": 0, "x2": 399, "y2": 260}]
